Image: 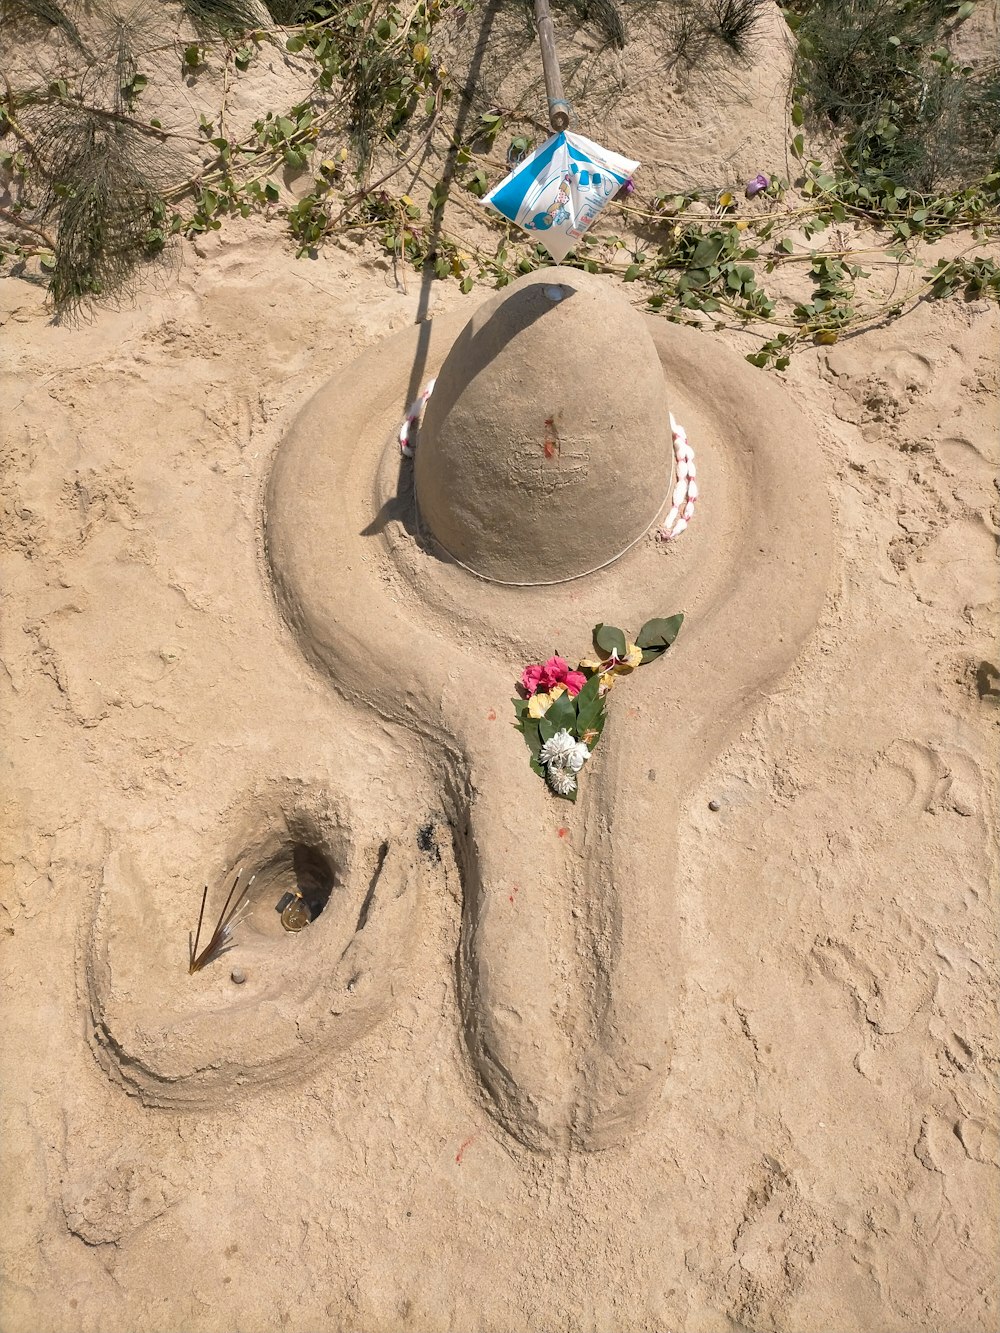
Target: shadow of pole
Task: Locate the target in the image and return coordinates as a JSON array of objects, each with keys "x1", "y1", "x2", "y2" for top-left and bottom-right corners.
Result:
[{"x1": 403, "y1": 0, "x2": 504, "y2": 413}]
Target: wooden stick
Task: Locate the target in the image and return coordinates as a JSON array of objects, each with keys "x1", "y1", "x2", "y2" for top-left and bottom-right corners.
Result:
[{"x1": 533, "y1": 0, "x2": 571, "y2": 131}]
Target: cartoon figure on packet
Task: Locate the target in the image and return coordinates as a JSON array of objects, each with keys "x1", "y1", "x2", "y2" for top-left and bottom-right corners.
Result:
[{"x1": 530, "y1": 172, "x2": 573, "y2": 232}]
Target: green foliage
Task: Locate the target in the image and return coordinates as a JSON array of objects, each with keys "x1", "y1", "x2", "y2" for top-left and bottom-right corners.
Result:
[
  {"x1": 0, "y1": 0, "x2": 90, "y2": 54},
  {"x1": 42, "y1": 116, "x2": 166, "y2": 318},
  {"x1": 789, "y1": 0, "x2": 999, "y2": 190},
  {"x1": 594, "y1": 623, "x2": 627, "y2": 658},
  {"x1": 635, "y1": 614, "x2": 684, "y2": 663},
  {"x1": 180, "y1": 0, "x2": 269, "y2": 34},
  {"x1": 929, "y1": 253, "x2": 1000, "y2": 297},
  {"x1": 0, "y1": 0, "x2": 995, "y2": 345},
  {"x1": 549, "y1": 0, "x2": 627, "y2": 50},
  {"x1": 702, "y1": 0, "x2": 764, "y2": 58}
]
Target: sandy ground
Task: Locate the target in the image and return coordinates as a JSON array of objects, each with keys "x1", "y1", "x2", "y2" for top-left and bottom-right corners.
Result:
[{"x1": 2, "y1": 8, "x2": 1000, "y2": 1329}]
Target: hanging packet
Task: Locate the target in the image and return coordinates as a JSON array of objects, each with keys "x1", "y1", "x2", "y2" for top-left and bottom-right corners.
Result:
[{"x1": 483, "y1": 131, "x2": 639, "y2": 262}]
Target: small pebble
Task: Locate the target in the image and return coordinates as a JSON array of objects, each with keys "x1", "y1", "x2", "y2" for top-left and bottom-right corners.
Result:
[
  {"x1": 708, "y1": 799, "x2": 721, "y2": 812},
  {"x1": 230, "y1": 967, "x2": 246, "y2": 985}
]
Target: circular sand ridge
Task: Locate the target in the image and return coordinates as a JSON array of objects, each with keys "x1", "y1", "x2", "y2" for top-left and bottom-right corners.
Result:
[{"x1": 414, "y1": 267, "x2": 674, "y2": 585}]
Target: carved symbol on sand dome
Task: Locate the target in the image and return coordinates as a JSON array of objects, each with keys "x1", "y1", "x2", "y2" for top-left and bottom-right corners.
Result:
[{"x1": 508, "y1": 436, "x2": 593, "y2": 493}]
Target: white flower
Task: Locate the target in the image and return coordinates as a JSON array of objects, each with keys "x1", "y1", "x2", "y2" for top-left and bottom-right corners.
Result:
[
  {"x1": 566, "y1": 740, "x2": 590, "y2": 772},
  {"x1": 546, "y1": 763, "x2": 577, "y2": 796},
  {"x1": 539, "y1": 730, "x2": 577, "y2": 766}
]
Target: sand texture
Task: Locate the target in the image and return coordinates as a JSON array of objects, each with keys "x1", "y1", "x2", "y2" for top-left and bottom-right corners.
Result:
[{"x1": 2, "y1": 16, "x2": 999, "y2": 1328}]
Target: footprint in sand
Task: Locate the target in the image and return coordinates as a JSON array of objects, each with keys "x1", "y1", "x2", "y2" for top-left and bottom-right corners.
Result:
[{"x1": 908, "y1": 516, "x2": 998, "y2": 609}]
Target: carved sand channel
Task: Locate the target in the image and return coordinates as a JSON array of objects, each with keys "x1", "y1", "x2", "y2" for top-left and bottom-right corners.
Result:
[{"x1": 265, "y1": 286, "x2": 833, "y2": 1151}]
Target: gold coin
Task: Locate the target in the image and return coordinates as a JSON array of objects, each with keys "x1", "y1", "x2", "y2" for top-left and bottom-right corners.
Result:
[{"x1": 281, "y1": 897, "x2": 312, "y2": 932}]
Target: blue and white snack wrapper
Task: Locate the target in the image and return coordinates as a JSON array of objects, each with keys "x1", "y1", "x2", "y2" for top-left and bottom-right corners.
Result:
[{"x1": 483, "y1": 131, "x2": 639, "y2": 261}]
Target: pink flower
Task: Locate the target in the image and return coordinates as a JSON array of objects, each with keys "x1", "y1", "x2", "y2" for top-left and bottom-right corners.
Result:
[
  {"x1": 521, "y1": 655, "x2": 586, "y2": 696},
  {"x1": 563, "y1": 670, "x2": 586, "y2": 696},
  {"x1": 521, "y1": 663, "x2": 546, "y2": 695},
  {"x1": 541, "y1": 656, "x2": 569, "y2": 687}
]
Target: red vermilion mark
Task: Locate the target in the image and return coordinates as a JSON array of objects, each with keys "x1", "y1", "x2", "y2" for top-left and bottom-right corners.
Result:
[
  {"x1": 543, "y1": 416, "x2": 560, "y2": 460},
  {"x1": 557, "y1": 827, "x2": 569, "y2": 839},
  {"x1": 508, "y1": 883, "x2": 520, "y2": 905},
  {"x1": 487, "y1": 708, "x2": 497, "y2": 721},
  {"x1": 455, "y1": 1136, "x2": 476, "y2": 1164}
]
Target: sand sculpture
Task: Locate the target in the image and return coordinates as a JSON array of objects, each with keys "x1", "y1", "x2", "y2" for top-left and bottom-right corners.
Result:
[{"x1": 84, "y1": 268, "x2": 833, "y2": 1152}]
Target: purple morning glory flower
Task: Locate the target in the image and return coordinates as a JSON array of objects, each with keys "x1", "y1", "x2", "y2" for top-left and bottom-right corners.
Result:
[
  {"x1": 745, "y1": 173, "x2": 770, "y2": 199},
  {"x1": 615, "y1": 178, "x2": 635, "y2": 201}
]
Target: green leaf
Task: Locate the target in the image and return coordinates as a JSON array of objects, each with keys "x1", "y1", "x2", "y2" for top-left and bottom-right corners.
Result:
[
  {"x1": 691, "y1": 235, "x2": 724, "y2": 268},
  {"x1": 791, "y1": 103, "x2": 804, "y2": 127},
  {"x1": 574, "y1": 673, "x2": 602, "y2": 712},
  {"x1": 680, "y1": 267, "x2": 710, "y2": 289},
  {"x1": 791, "y1": 133, "x2": 804, "y2": 160},
  {"x1": 546, "y1": 691, "x2": 577, "y2": 733},
  {"x1": 623, "y1": 263, "x2": 641, "y2": 281},
  {"x1": 520, "y1": 717, "x2": 542, "y2": 758},
  {"x1": 594, "y1": 623, "x2": 626, "y2": 658},
  {"x1": 576, "y1": 691, "x2": 606, "y2": 731},
  {"x1": 538, "y1": 715, "x2": 558, "y2": 744},
  {"x1": 529, "y1": 756, "x2": 544, "y2": 778},
  {"x1": 577, "y1": 702, "x2": 607, "y2": 749},
  {"x1": 635, "y1": 613, "x2": 684, "y2": 651}
]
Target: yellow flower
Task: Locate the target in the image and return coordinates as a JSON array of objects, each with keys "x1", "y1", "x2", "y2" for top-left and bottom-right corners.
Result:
[
  {"x1": 624, "y1": 641, "x2": 643, "y2": 668},
  {"x1": 579, "y1": 657, "x2": 604, "y2": 673},
  {"x1": 527, "y1": 683, "x2": 567, "y2": 717}
]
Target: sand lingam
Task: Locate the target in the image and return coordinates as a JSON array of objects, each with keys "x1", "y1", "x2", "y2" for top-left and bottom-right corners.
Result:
[
  {"x1": 413, "y1": 273, "x2": 674, "y2": 583},
  {"x1": 84, "y1": 268, "x2": 832, "y2": 1150}
]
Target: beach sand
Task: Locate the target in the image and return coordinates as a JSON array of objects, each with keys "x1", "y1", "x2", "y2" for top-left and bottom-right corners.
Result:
[{"x1": 1, "y1": 8, "x2": 998, "y2": 1329}]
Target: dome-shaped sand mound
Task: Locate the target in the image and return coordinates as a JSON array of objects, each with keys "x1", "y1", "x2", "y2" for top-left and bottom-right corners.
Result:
[{"x1": 414, "y1": 267, "x2": 673, "y2": 584}]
